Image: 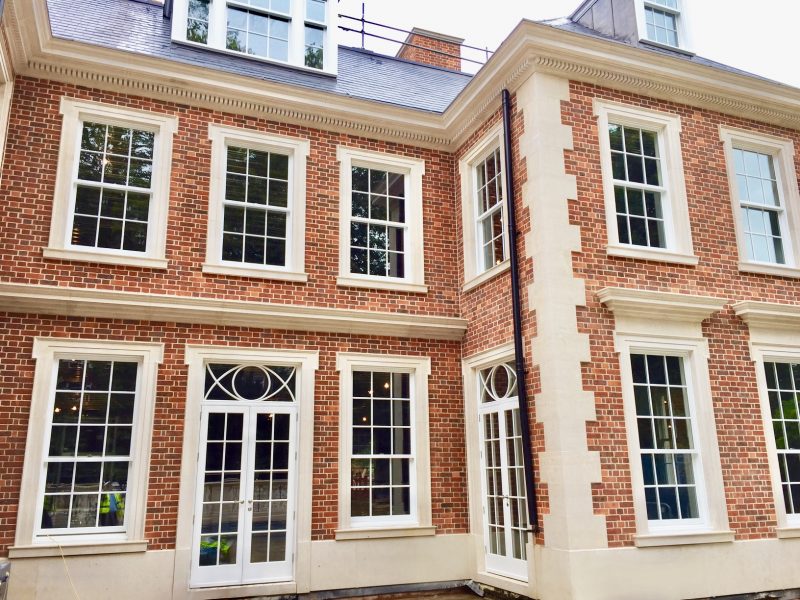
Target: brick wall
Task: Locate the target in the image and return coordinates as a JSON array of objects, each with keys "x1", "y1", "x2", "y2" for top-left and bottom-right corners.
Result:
[
  {"x1": 0, "y1": 77, "x2": 460, "y2": 318},
  {"x1": 455, "y1": 98, "x2": 546, "y2": 538},
  {"x1": 0, "y1": 314, "x2": 469, "y2": 556},
  {"x1": 0, "y1": 74, "x2": 474, "y2": 557},
  {"x1": 397, "y1": 29, "x2": 463, "y2": 72},
  {"x1": 564, "y1": 80, "x2": 800, "y2": 546}
]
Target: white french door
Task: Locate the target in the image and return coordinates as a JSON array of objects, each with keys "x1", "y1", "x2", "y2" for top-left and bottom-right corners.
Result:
[
  {"x1": 478, "y1": 363, "x2": 529, "y2": 581},
  {"x1": 190, "y1": 363, "x2": 298, "y2": 588}
]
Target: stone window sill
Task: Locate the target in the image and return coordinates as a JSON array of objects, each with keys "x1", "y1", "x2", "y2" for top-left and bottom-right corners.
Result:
[
  {"x1": 202, "y1": 263, "x2": 309, "y2": 282},
  {"x1": 607, "y1": 244, "x2": 699, "y2": 266},
  {"x1": 776, "y1": 527, "x2": 800, "y2": 539},
  {"x1": 739, "y1": 261, "x2": 800, "y2": 279},
  {"x1": 336, "y1": 275, "x2": 428, "y2": 294},
  {"x1": 634, "y1": 530, "x2": 734, "y2": 547},
  {"x1": 334, "y1": 526, "x2": 436, "y2": 540},
  {"x1": 43, "y1": 247, "x2": 168, "y2": 270},
  {"x1": 463, "y1": 260, "x2": 510, "y2": 293},
  {"x1": 8, "y1": 540, "x2": 148, "y2": 558}
]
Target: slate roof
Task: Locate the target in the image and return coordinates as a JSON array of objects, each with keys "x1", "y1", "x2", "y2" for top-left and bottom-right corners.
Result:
[
  {"x1": 46, "y1": 0, "x2": 473, "y2": 114},
  {"x1": 45, "y1": 0, "x2": 787, "y2": 117},
  {"x1": 540, "y1": 17, "x2": 783, "y2": 86}
]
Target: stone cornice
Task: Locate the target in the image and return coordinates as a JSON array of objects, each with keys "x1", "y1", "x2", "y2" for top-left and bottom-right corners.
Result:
[
  {"x1": 0, "y1": 283, "x2": 467, "y2": 341},
  {"x1": 24, "y1": 58, "x2": 453, "y2": 148},
  {"x1": 598, "y1": 288, "x2": 728, "y2": 323},
  {"x1": 733, "y1": 300, "x2": 800, "y2": 331},
  {"x1": 531, "y1": 55, "x2": 800, "y2": 130}
]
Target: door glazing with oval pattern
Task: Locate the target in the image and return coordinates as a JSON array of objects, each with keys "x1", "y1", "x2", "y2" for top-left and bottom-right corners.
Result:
[
  {"x1": 191, "y1": 362, "x2": 298, "y2": 588},
  {"x1": 478, "y1": 363, "x2": 529, "y2": 581}
]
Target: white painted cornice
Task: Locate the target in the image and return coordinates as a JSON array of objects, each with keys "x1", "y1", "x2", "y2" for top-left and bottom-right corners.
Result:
[
  {"x1": 733, "y1": 301, "x2": 800, "y2": 331},
  {"x1": 444, "y1": 21, "x2": 800, "y2": 145},
  {"x1": 598, "y1": 287, "x2": 727, "y2": 323},
  {"x1": 6, "y1": 1, "x2": 800, "y2": 151},
  {"x1": 0, "y1": 283, "x2": 467, "y2": 340},
  {"x1": 7, "y1": 0, "x2": 453, "y2": 148}
]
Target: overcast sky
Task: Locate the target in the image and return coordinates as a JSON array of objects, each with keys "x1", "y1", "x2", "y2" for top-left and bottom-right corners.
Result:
[{"x1": 336, "y1": 0, "x2": 799, "y2": 89}]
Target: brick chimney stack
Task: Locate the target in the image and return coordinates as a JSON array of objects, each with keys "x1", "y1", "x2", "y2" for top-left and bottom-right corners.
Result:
[{"x1": 396, "y1": 28, "x2": 464, "y2": 72}]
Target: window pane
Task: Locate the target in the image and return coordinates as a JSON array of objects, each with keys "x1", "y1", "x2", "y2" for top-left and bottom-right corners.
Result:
[
  {"x1": 72, "y1": 123, "x2": 155, "y2": 253},
  {"x1": 222, "y1": 147, "x2": 290, "y2": 266},
  {"x1": 350, "y1": 370, "x2": 414, "y2": 519},
  {"x1": 305, "y1": 26, "x2": 324, "y2": 69},
  {"x1": 42, "y1": 360, "x2": 138, "y2": 532},
  {"x1": 631, "y1": 354, "x2": 698, "y2": 522},
  {"x1": 350, "y1": 168, "x2": 407, "y2": 279},
  {"x1": 306, "y1": 0, "x2": 326, "y2": 22},
  {"x1": 608, "y1": 124, "x2": 623, "y2": 151},
  {"x1": 475, "y1": 150, "x2": 506, "y2": 274}
]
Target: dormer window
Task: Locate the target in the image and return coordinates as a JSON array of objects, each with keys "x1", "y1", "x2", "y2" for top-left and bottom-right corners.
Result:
[
  {"x1": 644, "y1": 0, "x2": 678, "y2": 46},
  {"x1": 636, "y1": 0, "x2": 691, "y2": 52},
  {"x1": 173, "y1": 0, "x2": 337, "y2": 74}
]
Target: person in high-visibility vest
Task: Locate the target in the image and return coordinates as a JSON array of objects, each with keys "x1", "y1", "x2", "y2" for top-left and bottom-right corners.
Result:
[
  {"x1": 99, "y1": 485, "x2": 125, "y2": 526},
  {"x1": 200, "y1": 537, "x2": 232, "y2": 563}
]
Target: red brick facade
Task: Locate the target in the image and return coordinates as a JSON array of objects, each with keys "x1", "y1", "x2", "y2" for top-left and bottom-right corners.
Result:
[
  {"x1": 4, "y1": 74, "x2": 800, "y2": 554},
  {"x1": 0, "y1": 318, "x2": 468, "y2": 556},
  {"x1": 3, "y1": 19, "x2": 800, "y2": 598},
  {"x1": 1, "y1": 77, "x2": 460, "y2": 317},
  {"x1": 564, "y1": 81, "x2": 800, "y2": 546},
  {"x1": 0, "y1": 77, "x2": 471, "y2": 557}
]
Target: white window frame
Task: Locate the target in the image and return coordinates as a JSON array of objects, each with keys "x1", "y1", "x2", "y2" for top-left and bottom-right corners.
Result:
[
  {"x1": 719, "y1": 126, "x2": 800, "y2": 279},
  {"x1": 45, "y1": 98, "x2": 177, "y2": 269},
  {"x1": 204, "y1": 124, "x2": 310, "y2": 281},
  {"x1": 594, "y1": 99, "x2": 697, "y2": 266},
  {"x1": 600, "y1": 288, "x2": 732, "y2": 546},
  {"x1": 173, "y1": 345, "x2": 318, "y2": 595},
  {"x1": 749, "y1": 343, "x2": 800, "y2": 535},
  {"x1": 335, "y1": 353, "x2": 433, "y2": 539},
  {"x1": 13, "y1": 338, "x2": 163, "y2": 553},
  {"x1": 462, "y1": 343, "x2": 532, "y2": 593},
  {"x1": 459, "y1": 124, "x2": 510, "y2": 292},
  {"x1": 170, "y1": 0, "x2": 338, "y2": 75},
  {"x1": 0, "y1": 42, "x2": 14, "y2": 183},
  {"x1": 336, "y1": 147, "x2": 427, "y2": 294},
  {"x1": 618, "y1": 337, "x2": 713, "y2": 535},
  {"x1": 634, "y1": 0, "x2": 694, "y2": 53}
]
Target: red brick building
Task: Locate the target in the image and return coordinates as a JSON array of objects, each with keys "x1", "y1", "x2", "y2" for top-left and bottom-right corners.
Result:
[{"x1": 1, "y1": 0, "x2": 799, "y2": 598}]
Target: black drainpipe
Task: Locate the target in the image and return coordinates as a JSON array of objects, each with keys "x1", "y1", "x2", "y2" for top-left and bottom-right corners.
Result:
[{"x1": 502, "y1": 88, "x2": 539, "y2": 535}]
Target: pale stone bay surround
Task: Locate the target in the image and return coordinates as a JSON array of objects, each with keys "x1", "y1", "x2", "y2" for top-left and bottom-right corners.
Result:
[{"x1": 516, "y1": 71, "x2": 607, "y2": 598}]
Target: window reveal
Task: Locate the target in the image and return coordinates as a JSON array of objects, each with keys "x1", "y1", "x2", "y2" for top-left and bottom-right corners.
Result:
[
  {"x1": 350, "y1": 371, "x2": 412, "y2": 519},
  {"x1": 631, "y1": 353, "x2": 700, "y2": 522},
  {"x1": 609, "y1": 123, "x2": 666, "y2": 249},
  {"x1": 42, "y1": 359, "x2": 138, "y2": 532},
  {"x1": 72, "y1": 122, "x2": 155, "y2": 253},
  {"x1": 475, "y1": 148, "x2": 507, "y2": 271},
  {"x1": 349, "y1": 166, "x2": 407, "y2": 279},
  {"x1": 222, "y1": 145, "x2": 290, "y2": 267},
  {"x1": 734, "y1": 148, "x2": 786, "y2": 264}
]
